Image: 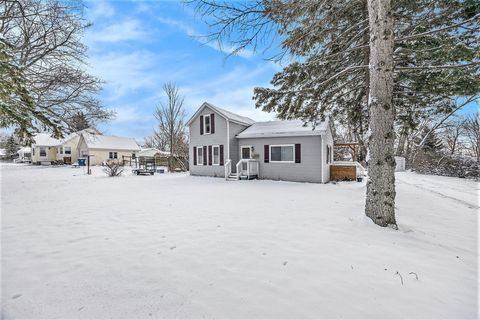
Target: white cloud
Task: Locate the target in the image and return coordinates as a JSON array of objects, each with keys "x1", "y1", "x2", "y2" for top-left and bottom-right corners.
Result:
[
  {"x1": 157, "y1": 17, "x2": 254, "y2": 58},
  {"x1": 89, "y1": 50, "x2": 161, "y2": 99},
  {"x1": 87, "y1": 1, "x2": 115, "y2": 18},
  {"x1": 88, "y1": 19, "x2": 149, "y2": 43}
]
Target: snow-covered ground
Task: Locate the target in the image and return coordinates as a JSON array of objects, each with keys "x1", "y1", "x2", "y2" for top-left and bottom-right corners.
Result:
[{"x1": 1, "y1": 164, "x2": 478, "y2": 318}]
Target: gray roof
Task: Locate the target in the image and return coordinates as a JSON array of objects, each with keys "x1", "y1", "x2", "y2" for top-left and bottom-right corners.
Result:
[
  {"x1": 187, "y1": 102, "x2": 255, "y2": 126},
  {"x1": 236, "y1": 119, "x2": 329, "y2": 138}
]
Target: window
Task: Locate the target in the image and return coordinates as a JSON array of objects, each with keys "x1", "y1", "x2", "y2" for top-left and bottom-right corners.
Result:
[
  {"x1": 197, "y1": 146, "x2": 204, "y2": 165},
  {"x1": 64, "y1": 147, "x2": 71, "y2": 155},
  {"x1": 204, "y1": 115, "x2": 211, "y2": 134},
  {"x1": 32, "y1": 147, "x2": 35, "y2": 156},
  {"x1": 326, "y1": 145, "x2": 332, "y2": 164},
  {"x1": 212, "y1": 145, "x2": 220, "y2": 165},
  {"x1": 60, "y1": 147, "x2": 63, "y2": 154},
  {"x1": 132, "y1": 153, "x2": 136, "y2": 159},
  {"x1": 109, "y1": 152, "x2": 118, "y2": 159},
  {"x1": 270, "y1": 145, "x2": 294, "y2": 163},
  {"x1": 81, "y1": 150, "x2": 88, "y2": 157},
  {"x1": 39, "y1": 147, "x2": 46, "y2": 157}
]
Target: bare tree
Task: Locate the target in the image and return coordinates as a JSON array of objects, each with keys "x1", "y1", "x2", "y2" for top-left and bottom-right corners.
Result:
[
  {"x1": 153, "y1": 83, "x2": 188, "y2": 171},
  {"x1": 0, "y1": 0, "x2": 113, "y2": 138},
  {"x1": 441, "y1": 117, "x2": 467, "y2": 155},
  {"x1": 464, "y1": 112, "x2": 480, "y2": 159}
]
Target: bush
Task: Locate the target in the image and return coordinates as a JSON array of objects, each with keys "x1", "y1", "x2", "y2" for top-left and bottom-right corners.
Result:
[
  {"x1": 103, "y1": 160, "x2": 124, "y2": 177},
  {"x1": 412, "y1": 151, "x2": 479, "y2": 180}
]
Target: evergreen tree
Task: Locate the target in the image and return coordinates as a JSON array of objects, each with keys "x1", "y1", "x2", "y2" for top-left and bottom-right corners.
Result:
[
  {"x1": 5, "y1": 135, "x2": 18, "y2": 159},
  {"x1": 69, "y1": 112, "x2": 91, "y2": 132}
]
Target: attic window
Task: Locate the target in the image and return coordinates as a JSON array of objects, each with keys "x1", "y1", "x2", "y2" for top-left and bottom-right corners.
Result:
[{"x1": 204, "y1": 115, "x2": 211, "y2": 134}]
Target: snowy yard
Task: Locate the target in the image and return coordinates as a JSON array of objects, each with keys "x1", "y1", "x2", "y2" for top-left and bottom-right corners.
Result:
[{"x1": 1, "y1": 163, "x2": 478, "y2": 318}]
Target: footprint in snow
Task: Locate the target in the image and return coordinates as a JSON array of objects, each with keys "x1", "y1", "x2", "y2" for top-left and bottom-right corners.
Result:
[
  {"x1": 170, "y1": 246, "x2": 176, "y2": 250},
  {"x1": 11, "y1": 294, "x2": 22, "y2": 299},
  {"x1": 78, "y1": 306, "x2": 85, "y2": 311},
  {"x1": 283, "y1": 261, "x2": 288, "y2": 266}
]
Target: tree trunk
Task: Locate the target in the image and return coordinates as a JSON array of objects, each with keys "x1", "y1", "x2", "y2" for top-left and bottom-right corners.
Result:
[{"x1": 365, "y1": 0, "x2": 396, "y2": 228}]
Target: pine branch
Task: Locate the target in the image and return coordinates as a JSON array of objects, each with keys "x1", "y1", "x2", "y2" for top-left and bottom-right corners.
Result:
[{"x1": 396, "y1": 14, "x2": 480, "y2": 42}]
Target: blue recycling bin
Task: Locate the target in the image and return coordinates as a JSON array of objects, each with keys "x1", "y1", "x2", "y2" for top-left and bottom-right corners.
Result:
[{"x1": 78, "y1": 158, "x2": 86, "y2": 166}]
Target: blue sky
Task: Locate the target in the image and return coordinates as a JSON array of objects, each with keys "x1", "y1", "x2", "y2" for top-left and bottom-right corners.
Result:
[{"x1": 84, "y1": 0, "x2": 280, "y2": 140}]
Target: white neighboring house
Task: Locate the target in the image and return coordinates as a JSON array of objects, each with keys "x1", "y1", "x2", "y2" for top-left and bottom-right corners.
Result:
[
  {"x1": 16, "y1": 147, "x2": 32, "y2": 163},
  {"x1": 77, "y1": 132, "x2": 141, "y2": 166},
  {"x1": 31, "y1": 133, "x2": 62, "y2": 164}
]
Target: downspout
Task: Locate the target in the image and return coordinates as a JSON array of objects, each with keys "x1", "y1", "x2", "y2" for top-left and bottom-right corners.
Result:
[
  {"x1": 320, "y1": 134, "x2": 324, "y2": 183},
  {"x1": 226, "y1": 120, "x2": 230, "y2": 161}
]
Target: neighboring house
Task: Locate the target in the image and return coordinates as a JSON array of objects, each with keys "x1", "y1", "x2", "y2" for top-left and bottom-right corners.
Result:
[
  {"x1": 31, "y1": 128, "x2": 100, "y2": 164},
  {"x1": 77, "y1": 132, "x2": 140, "y2": 165},
  {"x1": 187, "y1": 102, "x2": 334, "y2": 183},
  {"x1": 31, "y1": 133, "x2": 62, "y2": 164},
  {"x1": 57, "y1": 128, "x2": 100, "y2": 164},
  {"x1": 16, "y1": 147, "x2": 32, "y2": 163},
  {"x1": 138, "y1": 148, "x2": 170, "y2": 158}
]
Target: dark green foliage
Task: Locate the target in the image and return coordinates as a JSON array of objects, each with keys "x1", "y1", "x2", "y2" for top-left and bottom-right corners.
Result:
[
  {"x1": 5, "y1": 135, "x2": 18, "y2": 159},
  {"x1": 69, "y1": 112, "x2": 91, "y2": 132}
]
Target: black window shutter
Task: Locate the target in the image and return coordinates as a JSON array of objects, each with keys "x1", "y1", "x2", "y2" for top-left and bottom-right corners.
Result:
[
  {"x1": 200, "y1": 115, "x2": 204, "y2": 135},
  {"x1": 219, "y1": 145, "x2": 224, "y2": 165},
  {"x1": 211, "y1": 113, "x2": 215, "y2": 134},
  {"x1": 203, "y1": 146, "x2": 207, "y2": 165},
  {"x1": 208, "y1": 145, "x2": 212, "y2": 165},
  {"x1": 264, "y1": 145, "x2": 269, "y2": 163},
  {"x1": 193, "y1": 147, "x2": 197, "y2": 165},
  {"x1": 295, "y1": 144, "x2": 301, "y2": 163}
]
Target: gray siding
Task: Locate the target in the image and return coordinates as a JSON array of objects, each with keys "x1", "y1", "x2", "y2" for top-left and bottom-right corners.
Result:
[
  {"x1": 236, "y1": 136, "x2": 323, "y2": 183},
  {"x1": 189, "y1": 106, "x2": 249, "y2": 177},
  {"x1": 228, "y1": 121, "x2": 249, "y2": 172}
]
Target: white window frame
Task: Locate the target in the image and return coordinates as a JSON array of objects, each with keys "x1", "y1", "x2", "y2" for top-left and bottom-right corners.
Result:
[
  {"x1": 197, "y1": 146, "x2": 204, "y2": 165},
  {"x1": 212, "y1": 145, "x2": 220, "y2": 165},
  {"x1": 269, "y1": 144, "x2": 295, "y2": 163},
  {"x1": 39, "y1": 147, "x2": 47, "y2": 157},
  {"x1": 64, "y1": 146, "x2": 71, "y2": 155},
  {"x1": 204, "y1": 114, "x2": 211, "y2": 135},
  {"x1": 109, "y1": 151, "x2": 118, "y2": 159}
]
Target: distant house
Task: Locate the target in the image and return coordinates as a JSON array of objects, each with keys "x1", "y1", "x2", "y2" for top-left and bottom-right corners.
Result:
[
  {"x1": 77, "y1": 131, "x2": 140, "y2": 165},
  {"x1": 31, "y1": 133, "x2": 62, "y2": 164},
  {"x1": 31, "y1": 129, "x2": 139, "y2": 165},
  {"x1": 16, "y1": 147, "x2": 32, "y2": 163},
  {"x1": 138, "y1": 148, "x2": 169, "y2": 158},
  {"x1": 187, "y1": 102, "x2": 334, "y2": 183}
]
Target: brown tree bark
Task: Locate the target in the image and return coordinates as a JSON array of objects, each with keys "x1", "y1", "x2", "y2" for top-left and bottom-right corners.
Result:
[{"x1": 365, "y1": 0, "x2": 397, "y2": 228}]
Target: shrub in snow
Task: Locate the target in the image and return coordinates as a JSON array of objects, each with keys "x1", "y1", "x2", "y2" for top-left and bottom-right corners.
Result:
[
  {"x1": 412, "y1": 151, "x2": 479, "y2": 180},
  {"x1": 103, "y1": 160, "x2": 124, "y2": 177}
]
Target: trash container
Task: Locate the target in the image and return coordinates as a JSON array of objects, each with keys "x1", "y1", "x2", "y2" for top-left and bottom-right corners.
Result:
[{"x1": 78, "y1": 158, "x2": 86, "y2": 166}]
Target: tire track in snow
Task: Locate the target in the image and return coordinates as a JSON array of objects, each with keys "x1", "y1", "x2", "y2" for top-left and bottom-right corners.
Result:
[{"x1": 397, "y1": 177, "x2": 479, "y2": 210}]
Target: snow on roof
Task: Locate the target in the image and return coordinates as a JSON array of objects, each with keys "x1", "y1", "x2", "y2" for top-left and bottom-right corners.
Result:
[
  {"x1": 209, "y1": 103, "x2": 256, "y2": 125},
  {"x1": 61, "y1": 128, "x2": 99, "y2": 144},
  {"x1": 187, "y1": 102, "x2": 255, "y2": 126},
  {"x1": 33, "y1": 133, "x2": 62, "y2": 146},
  {"x1": 0, "y1": 149, "x2": 6, "y2": 156},
  {"x1": 236, "y1": 119, "x2": 329, "y2": 138},
  {"x1": 17, "y1": 147, "x2": 31, "y2": 154},
  {"x1": 81, "y1": 132, "x2": 140, "y2": 151},
  {"x1": 138, "y1": 148, "x2": 170, "y2": 157}
]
